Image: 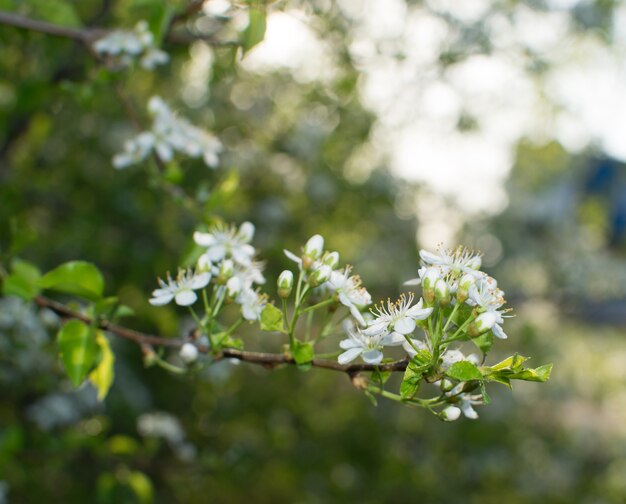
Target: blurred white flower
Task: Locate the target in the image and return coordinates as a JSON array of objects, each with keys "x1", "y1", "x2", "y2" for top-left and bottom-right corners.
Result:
[
  {"x1": 149, "y1": 269, "x2": 211, "y2": 306},
  {"x1": 236, "y1": 287, "x2": 266, "y2": 321},
  {"x1": 179, "y1": 343, "x2": 199, "y2": 363}
]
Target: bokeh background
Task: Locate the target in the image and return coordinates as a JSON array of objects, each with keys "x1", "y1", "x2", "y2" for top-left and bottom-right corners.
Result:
[{"x1": 1, "y1": 0, "x2": 626, "y2": 502}]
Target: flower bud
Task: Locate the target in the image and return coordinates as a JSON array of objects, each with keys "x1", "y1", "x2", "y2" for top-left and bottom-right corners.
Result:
[
  {"x1": 277, "y1": 270, "x2": 294, "y2": 298},
  {"x1": 421, "y1": 267, "x2": 439, "y2": 303},
  {"x1": 239, "y1": 221, "x2": 255, "y2": 242},
  {"x1": 304, "y1": 234, "x2": 324, "y2": 260},
  {"x1": 434, "y1": 279, "x2": 450, "y2": 306},
  {"x1": 179, "y1": 343, "x2": 199, "y2": 364},
  {"x1": 468, "y1": 311, "x2": 497, "y2": 337},
  {"x1": 308, "y1": 264, "x2": 332, "y2": 287},
  {"x1": 456, "y1": 273, "x2": 475, "y2": 303},
  {"x1": 322, "y1": 251, "x2": 340, "y2": 269},
  {"x1": 441, "y1": 406, "x2": 461, "y2": 421},
  {"x1": 440, "y1": 378, "x2": 454, "y2": 392}
]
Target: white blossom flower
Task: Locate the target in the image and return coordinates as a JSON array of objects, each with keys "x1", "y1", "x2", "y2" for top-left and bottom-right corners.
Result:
[
  {"x1": 468, "y1": 276, "x2": 510, "y2": 339},
  {"x1": 149, "y1": 269, "x2": 211, "y2": 306},
  {"x1": 327, "y1": 267, "x2": 372, "y2": 326},
  {"x1": 337, "y1": 321, "x2": 403, "y2": 365},
  {"x1": 140, "y1": 47, "x2": 169, "y2": 70},
  {"x1": 112, "y1": 132, "x2": 155, "y2": 169},
  {"x1": 194, "y1": 222, "x2": 256, "y2": 266},
  {"x1": 441, "y1": 405, "x2": 461, "y2": 421},
  {"x1": 365, "y1": 293, "x2": 433, "y2": 339},
  {"x1": 446, "y1": 384, "x2": 484, "y2": 419},
  {"x1": 179, "y1": 343, "x2": 199, "y2": 364},
  {"x1": 236, "y1": 287, "x2": 266, "y2": 321},
  {"x1": 420, "y1": 246, "x2": 482, "y2": 276}
]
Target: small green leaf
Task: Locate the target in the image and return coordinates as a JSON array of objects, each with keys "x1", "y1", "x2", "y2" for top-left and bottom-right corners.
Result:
[
  {"x1": 490, "y1": 353, "x2": 529, "y2": 372},
  {"x1": 292, "y1": 340, "x2": 314, "y2": 365},
  {"x1": 93, "y1": 297, "x2": 119, "y2": 318},
  {"x1": 480, "y1": 382, "x2": 491, "y2": 404},
  {"x1": 39, "y1": 261, "x2": 104, "y2": 300},
  {"x1": 400, "y1": 350, "x2": 432, "y2": 399},
  {"x1": 241, "y1": 5, "x2": 267, "y2": 55},
  {"x1": 260, "y1": 303, "x2": 284, "y2": 332},
  {"x1": 127, "y1": 470, "x2": 154, "y2": 504},
  {"x1": 89, "y1": 332, "x2": 115, "y2": 401},
  {"x1": 446, "y1": 361, "x2": 483, "y2": 382},
  {"x1": 509, "y1": 363, "x2": 553, "y2": 382},
  {"x1": 222, "y1": 336, "x2": 244, "y2": 350},
  {"x1": 57, "y1": 320, "x2": 98, "y2": 387},
  {"x1": 2, "y1": 259, "x2": 41, "y2": 300}
]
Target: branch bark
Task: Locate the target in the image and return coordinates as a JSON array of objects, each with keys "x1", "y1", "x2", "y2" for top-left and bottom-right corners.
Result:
[{"x1": 33, "y1": 295, "x2": 410, "y2": 374}]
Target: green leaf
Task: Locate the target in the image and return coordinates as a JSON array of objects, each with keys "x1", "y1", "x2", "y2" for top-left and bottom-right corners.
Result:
[
  {"x1": 2, "y1": 259, "x2": 41, "y2": 300},
  {"x1": 490, "y1": 353, "x2": 529, "y2": 372},
  {"x1": 127, "y1": 470, "x2": 154, "y2": 504},
  {"x1": 57, "y1": 320, "x2": 98, "y2": 387},
  {"x1": 508, "y1": 363, "x2": 553, "y2": 382},
  {"x1": 241, "y1": 5, "x2": 267, "y2": 55},
  {"x1": 480, "y1": 382, "x2": 491, "y2": 404},
  {"x1": 292, "y1": 340, "x2": 314, "y2": 365},
  {"x1": 400, "y1": 350, "x2": 432, "y2": 399},
  {"x1": 88, "y1": 332, "x2": 115, "y2": 401},
  {"x1": 39, "y1": 261, "x2": 104, "y2": 300},
  {"x1": 260, "y1": 303, "x2": 284, "y2": 332},
  {"x1": 446, "y1": 361, "x2": 483, "y2": 382}
]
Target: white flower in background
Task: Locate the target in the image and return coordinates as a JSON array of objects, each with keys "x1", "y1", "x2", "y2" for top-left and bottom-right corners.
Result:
[
  {"x1": 327, "y1": 267, "x2": 372, "y2": 326},
  {"x1": 337, "y1": 321, "x2": 404, "y2": 365},
  {"x1": 149, "y1": 269, "x2": 211, "y2": 306},
  {"x1": 236, "y1": 287, "x2": 266, "y2": 321},
  {"x1": 195, "y1": 222, "x2": 257, "y2": 266},
  {"x1": 113, "y1": 96, "x2": 222, "y2": 169},
  {"x1": 365, "y1": 293, "x2": 432, "y2": 338},
  {"x1": 93, "y1": 21, "x2": 169, "y2": 70},
  {"x1": 179, "y1": 343, "x2": 199, "y2": 364}
]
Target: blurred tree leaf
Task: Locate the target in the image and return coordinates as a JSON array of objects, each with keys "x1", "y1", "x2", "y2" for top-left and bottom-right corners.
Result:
[
  {"x1": 241, "y1": 4, "x2": 267, "y2": 55},
  {"x1": 88, "y1": 331, "x2": 115, "y2": 401},
  {"x1": 2, "y1": 258, "x2": 41, "y2": 301},
  {"x1": 39, "y1": 261, "x2": 104, "y2": 301},
  {"x1": 57, "y1": 319, "x2": 98, "y2": 387}
]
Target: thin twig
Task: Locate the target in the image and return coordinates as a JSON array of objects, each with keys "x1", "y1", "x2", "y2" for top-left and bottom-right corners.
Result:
[{"x1": 33, "y1": 295, "x2": 410, "y2": 373}]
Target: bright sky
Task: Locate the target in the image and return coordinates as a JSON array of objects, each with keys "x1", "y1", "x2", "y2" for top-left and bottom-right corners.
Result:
[{"x1": 236, "y1": 0, "x2": 626, "y2": 247}]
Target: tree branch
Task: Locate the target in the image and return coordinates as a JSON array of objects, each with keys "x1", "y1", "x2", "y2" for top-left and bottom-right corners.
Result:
[
  {"x1": 33, "y1": 295, "x2": 410, "y2": 374},
  {"x1": 0, "y1": 11, "x2": 102, "y2": 42}
]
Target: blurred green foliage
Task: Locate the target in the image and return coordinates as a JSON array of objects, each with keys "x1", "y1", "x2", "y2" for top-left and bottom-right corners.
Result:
[{"x1": 1, "y1": 1, "x2": 626, "y2": 503}]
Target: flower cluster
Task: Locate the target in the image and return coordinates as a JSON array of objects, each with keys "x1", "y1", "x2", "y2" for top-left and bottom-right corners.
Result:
[
  {"x1": 93, "y1": 21, "x2": 169, "y2": 70},
  {"x1": 149, "y1": 222, "x2": 266, "y2": 322},
  {"x1": 113, "y1": 96, "x2": 223, "y2": 169},
  {"x1": 144, "y1": 230, "x2": 549, "y2": 422}
]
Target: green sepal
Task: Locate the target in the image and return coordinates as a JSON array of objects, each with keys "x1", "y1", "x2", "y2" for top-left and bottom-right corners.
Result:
[{"x1": 241, "y1": 4, "x2": 267, "y2": 55}]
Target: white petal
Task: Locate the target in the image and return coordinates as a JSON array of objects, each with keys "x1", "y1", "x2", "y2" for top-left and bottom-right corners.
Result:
[
  {"x1": 403, "y1": 278, "x2": 421, "y2": 286},
  {"x1": 362, "y1": 320, "x2": 387, "y2": 336},
  {"x1": 207, "y1": 245, "x2": 227, "y2": 262},
  {"x1": 407, "y1": 304, "x2": 433, "y2": 320},
  {"x1": 283, "y1": 249, "x2": 302, "y2": 264},
  {"x1": 381, "y1": 332, "x2": 405, "y2": 346},
  {"x1": 461, "y1": 401, "x2": 479, "y2": 419},
  {"x1": 339, "y1": 339, "x2": 362, "y2": 350},
  {"x1": 194, "y1": 232, "x2": 216, "y2": 247},
  {"x1": 419, "y1": 250, "x2": 445, "y2": 265},
  {"x1": 175, "y1": 290, "x2": 197, "y2": 306},
  {"x1": 394, "y1": 317, "x2": 416, "y2": 335},
  {"x1": 492, "y1": 324, "x2": 508, "y2": 340},
  {"x1": 149, "y1": 293, "x2": 174, "y2": 306},
  {"x1": 362, "y1": 350, "x2": 383, "y2": 364},
  {"x1": 349, "y1": 305, "x2": 366, "y2": 326},
  {"x1": 338, "y1": 347, "x2": 362, "y2": 365},
  {"x1": 189, "y1": 272, "x2": 211, "y2": 289}
]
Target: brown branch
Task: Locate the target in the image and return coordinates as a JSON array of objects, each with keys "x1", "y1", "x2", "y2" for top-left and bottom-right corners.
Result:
[
  {"x1": 33, "y1": 295, "x2": 410, "y2": 374},
  {"x1": 0, "y1": 11, "x2": 103, "y2": 43}
]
